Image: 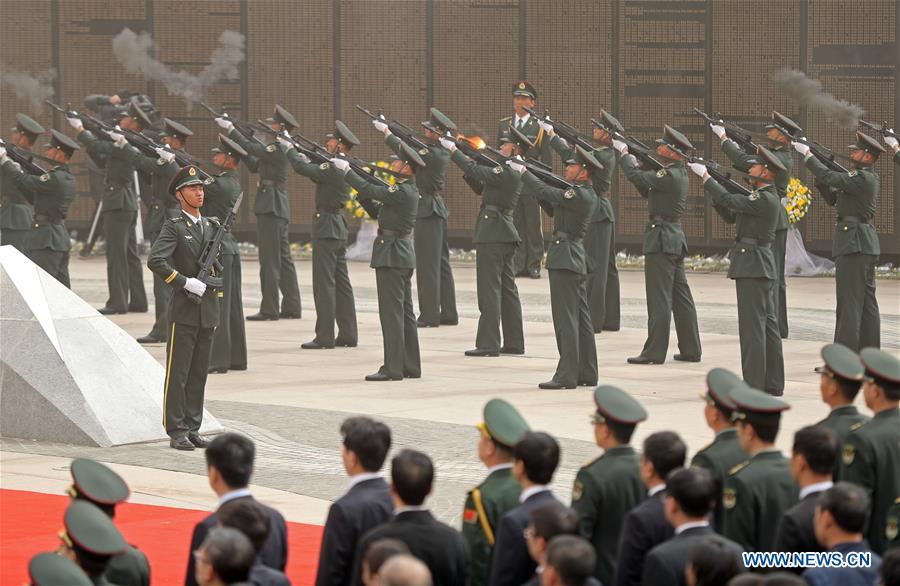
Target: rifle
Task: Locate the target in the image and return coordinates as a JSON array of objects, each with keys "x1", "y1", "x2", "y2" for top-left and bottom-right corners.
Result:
[
  {"x1": 0, "y1": 138, "x2": 46, "y2": 175},
  {"x1": 355, "y1": 105, "x2": 429, "y2": 150},
  {"x1": 693, "y1": 108, "x2": 759, "y2": 154},
  {"x1": 792, "y1": 137, "x2": 849, "y2": 173},
  {"x1": 199, "y1": 102, "x2": 267, "y2": 148},
  {"x1": 524, "y1": 107, "x2": 594, "y2": 152},
  {"x1": 119, "y1": 128, "x2": 212, "y2": 181},
  {"x1": 46, "y1": 100, "x2": 116, "y2": 141},
  {"x1": 858, "y1": 119, "x2": 898, "y2": 141},
  {"x1": 186, "y1": 192, "x2": 243, "y2": 304}
]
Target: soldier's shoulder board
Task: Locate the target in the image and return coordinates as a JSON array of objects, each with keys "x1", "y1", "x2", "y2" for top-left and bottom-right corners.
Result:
[
  {"x1": 492, "y1": 166, "x2": 503, "y2": 174},
  {"x1": 849, "y1": 420, "x2": 868, "y2": 432},
  {"x1": 728, "y1": 460, "x2": 750, "y2": 476},
  {"x1": 656, "y1": 169, "x2": 667, "y2": 178},
  {"x1": 500, "y1": 116, "x2": 512, "y2": 122},
  {"x1": 39, "y1": 173, "x2": 51, "y2": 182}
]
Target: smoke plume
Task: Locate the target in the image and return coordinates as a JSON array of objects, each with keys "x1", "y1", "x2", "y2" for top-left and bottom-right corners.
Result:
[
  {"x1": 0, "y1": 68, "x2": 56, "y2": 112},
  {"x1": 773, "y1": 69, "x2": 864, "y2": 129}
]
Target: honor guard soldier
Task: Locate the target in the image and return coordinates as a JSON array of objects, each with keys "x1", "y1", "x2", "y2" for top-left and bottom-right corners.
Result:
[
  {"x1": 203, "y1": 135, "x2": 249, "y2": 373},
  {"x1": 463, "y1": 398, "x2": 531, "y2": 586},
  {"x1": 1, "y1": 113, "x2": 44, "y2": 252},
  {"x1": 68, "y1": 458, "x2": 151, "y2": 586},
  {"x1": 147, "y1": 165, "x2": 220, "y2": 450},
  {"x1": 442, "y1": 130, "x2": 525, "y2": 357},
  {"x1": 572, "y1": 385, "x2": 648, "y2": 585},
  {"x1": 514, "y1": 145, "x2": 601, "y2": 389},
  {"x1": 0, "y1": 129, "x2": 78, "y2": 287},
  {"x1": 711, "y1": 111, "x2": 801, "y2": 338},
  {"x1": 375, "y1": 108, "x2": 459, "y2": 328},
  {"x1": 814, "y1": 343, "x2": 869, "y2": 476},
  {"x1": 721, "y1": 383, "x2": 797, "y2": 552},
  {"x1": 28, "y1": 552, "x2": 92, "y2": 586},
  {"x1": 337, "y1": 141, "x2": 423, "y2": 381},
  {"x1": 839, "y1": 347, "x2": 900, "y2": 555},
  {"x1": 691, "y1": 368, "x2": 748, "y2": 533},
  {"x1": 691, "y1": 146, "x2": 785, "y2": 395},
  {"x1": 794, "y1": 131, "x2": 884, "y2": 351},
  {"x1": 218, "y1": 104, "x2": 302, "y2": 321},
  {"x1": 501, "y1": 81, "x2": 552, "y2": 279},
  {"x1": 57, "y1": 500, "x2": 129, "y2": 584},
  {"x1": 280, "y1": 121, "x2": 359, "y2": 349},
  {"x1": 614, "y1": 126, "x2": 702, "y2": 365},
  {"x1": 69, "y1": 102, "x2": 149, "y2": 315}
]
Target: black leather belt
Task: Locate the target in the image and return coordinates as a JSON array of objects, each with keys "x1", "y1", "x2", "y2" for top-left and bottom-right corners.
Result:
[
  {"x1": 484, "y1": 205, "x2": 514, "y2": 216},
  {"x1": 838, "y1": 216, "x2": 869, "y2": 224},
  {"x1": 33, "y1": 214, "x2": 63, "y2": 225},
  {"x1": 738, "y1": 237, "x2": 771, "y2": 248},
  {"x1": 316, "y1": 207, "x2": 341, "y2": 214},
  {"x1": 378, "y1": 229, "x2": 412, "y2": 240},
  {"x1": 553, "y1": 231, "x2": 582, "y2": 244},
  {"x1": 649, "y1": 214, "x2": 680, "y2": 223}
]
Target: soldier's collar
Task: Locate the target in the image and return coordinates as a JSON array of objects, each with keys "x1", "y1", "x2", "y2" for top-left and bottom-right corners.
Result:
[
  {"x1": 716, "y1": 426, "x2": 737, "y2": 437},
  {"x1": 750, "y1": 447, "x2": 782, "y2": 459}
]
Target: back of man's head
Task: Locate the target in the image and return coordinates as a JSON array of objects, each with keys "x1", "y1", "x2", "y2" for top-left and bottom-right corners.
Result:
[
  {"x1": 545, "y1": 535, "x2": 596, "y2": 586},
  {"x1": 217, "y1": 499, "x2": 270, "y2": 554},
  {"x1": 379, "y1": 554, "x2": 433, "y2": 586},
  {"x1": 363, "y1": 538, "x2": 410, "y2": 580},
  {"x1": 531, "y1": 502, "x2": 580, "y2": 541},
  {"x1": 342, "y1": 416, "x2": 392, "y2": 472},
  {"x1": 206, "y1": 433, "x2": 255, "y2": 489},
  {"x1": 199, "y1": 527, "x2": 255, "y2": 585},
  {"x1": 642, "y1": 431, "x2": 687, "y2": 480},
  {"x1": 792, "y1": 425, "x2": 837, "y2": 476},
  {"x1": 391, "y1": 449, "x2": 434, "y2": 506},
  {"x1": 667, "y1": 467, "x2": 715, "y2": 518},
  {"x1": 514, "y1": 431, "x2": 560, "y2": 485},
  {"x1": 818, "y1": 482, "x2": 870, "y2": 534},
  {"x1": 687, "y1": 536, "x2": 742, "y2": 586}
]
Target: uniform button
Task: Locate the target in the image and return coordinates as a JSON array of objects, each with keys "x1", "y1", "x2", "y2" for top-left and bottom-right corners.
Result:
[
  {"x1": 651, "y1": 224, "x2": 656, "y2": 228},
  {"x1": 843, "y1": 226, "x2": 848, "y2": 231},
  {"x1": 555, "y1": 240, "x2": 560, "y2": 244},
  {"x1": 741, "y1": 248, "x2": 746, "y2": 253},
  {"x1": 484, "y1": 215, "x2": 489, "y2": 219},
  {"x1": 379, "y1": 239, "x2": 384, "y2": 244},
  {"x1": 315, "y1": 213, "x2": 320, "y2": 218}
]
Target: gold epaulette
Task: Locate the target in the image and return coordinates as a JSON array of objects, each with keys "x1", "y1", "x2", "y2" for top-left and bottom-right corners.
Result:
[
  {"x1": 849, "y1": 420, "x2": 869, "y2": 432},
  {"x1": 728, "y1": 460, "x2": 750, "y2": 476}
]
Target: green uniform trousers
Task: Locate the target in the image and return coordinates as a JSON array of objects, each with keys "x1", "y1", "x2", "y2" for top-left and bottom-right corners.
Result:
[
  {"x1": 414, "y1": 215, "x2": 458, "y2": 326},
  {"x1": 148, "y1": 270, "x2": 173, "y2": 340},
  {"x1": 375, "y1": 267, "x2": 420, "y2": 378},
  {"x1": 834, "y1": 253, "x2": 880, "y2": 351},
  {"x1": 30, "y1": 249, "x2": 70, "y2": 288},
  {"x1": 640, "y1": 252, "x2": 701, "y2": 362},
  {"x1": 735, "y1": 277, "x2": 784, "y2": 395},
  {"x1": 549, "y1": 269, "x2": 598, "y2": 386},
  {"x1": 163, "y1": 322, "x2": 214, "y2": 438},
  {"x1": 103, "y1": 209, "x2": 147, "y2": 312},
  {"x1": 1, "y1": 229, "x2": 29, "y2": 253},
  {"x1": 209, "y1": 253, "x2": 247, "y2": 371},
  {"x1": 475, "y1": 242, "x2": 524, "y2": 352},
  {"x1": 512, "y1": 194, "x2": 544, "y2": 274},
  {"x1": 256, "y1": 213, "x2": 302, "y2": 318},
  {"x1": 774, "y1": 228, "x2": 788, "y2": 338},
  {"x1": 312, "y1": 237, "x2": 357, "y2": 346},
  {"x1": 584, "y1": 220, "x2": 621, "y2": 332}
]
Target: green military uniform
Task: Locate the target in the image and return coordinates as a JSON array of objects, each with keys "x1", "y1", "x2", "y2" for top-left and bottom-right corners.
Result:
[
  {"x1": 520, "y1": 147, "x2": 599, "y2": 389},
  {"x1": 722, "y1": 383, "x2": 797, "y2": 552},
  {"x1": 691, "y1": 367, "x2": 748, "y2": 533},
  {"x1": 285, "y1": 121, "x2": 358, "y2": 348},
  {"x1": 448, "y1": 145, "x2": 524, "y2": 355},
  {"x1": 224, "y1": 105, "x2": 301, "y2": 320},
  {"x1": 839, "y1": 347, "x2": 900, "y2": 555},
  {"x1": 147, "y1": 166, "x2": 220, "y2": 446},
  {"x1": 803, "y1": 132, "x2": 883, "y2": 351},
  {"x1": 202, "y1": 135, "x2": 248, "y2": 373},
  {"x1": 619, "y1": 126, "x2": 701, "y2": 364},
  {"x1": 342, "y1": 142, "x2": 421, "y2": 381},
  {"x1": 29, "y1": 552, "x2": 93, "y2": 586},
  {"x1": 462, "y1": 399, "x2": 530, "y2": 586},
  {"x1": 61, "y1": 500, "x2": 130, "y2": 585},
  {"x1": 500, "y1": 81, "x2": 552, "y2": 278},
  {"x1": 1, "y1": 130, "x2": 78, "y2": 286},
  {"x1": 1, "y1": 114, "x2": 44, "y2": 253},
  {"x1": 703, "y1": 147, "x2": 785, "y2": 395},
  {"x1": 572, "y1": 385, "x2": 648, "y2": 585}
]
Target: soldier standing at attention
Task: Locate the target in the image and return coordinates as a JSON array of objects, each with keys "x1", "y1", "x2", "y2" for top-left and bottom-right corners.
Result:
[
  {"x1": 217, "y1": 105, "x2": 302, "y2": 322},
  {"x1": 613, "y1": 126, "x2": 701, "y2": 365},
  {"x1": 690, "y1": 147, "x2": 785, "y2": 396},
  {"x1": 442, "y1": 132, "x2": 525, "y2": 357},
  {"x1": 336, "y1": 141, "x2": 423, "y2": 381},
  {"x1": 1, "y1": 114, "x2": 44, "y2": 253},
  {"x1": 0, "y1": 130, "x2": 78, "y2": 287},
  {"x1": 813, "y1": 343, "x2": 869, "y2": 476},
  {"x1": 203, "y1": 135, "x2": 249, "y2": 374},
  {"x1": 462, "y1": 398, "x2": 530, "y2": 586},
  {"x1": 501, "y1": 81, "x2": 552, "y2": 279},
  {"x1": 147, "y1": 165, "x2": 220, "y2": 450},
  {"x1": 279, "y1": 121, "x2": 359, "y2": 350}
]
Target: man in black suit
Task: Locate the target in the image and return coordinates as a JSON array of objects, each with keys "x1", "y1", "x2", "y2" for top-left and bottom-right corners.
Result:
[
  {"x1": 354, "y1": 449, "x2": 469, "y2": 586},
  {"x1": 185, "y1": 433, "x2": 288, "y2": 586},
  {"x1": 774, "y1": 426, "x2": 837, "y2": 567},
  {"x1": 521, "y1": 502, "x2": 580, "y2": 586},
  {"x1": 642, "y1": 468, "x2": 744, "y2": 586},
  {"x1": 615, "y1": 431, "x2": 687, "y2": 586},
  {"x1": 218, "y1": 499, "x2": 290, "y2": 586},
  {"x1": 316, "y1": 417, "x2": 394, "y2": 585},
  {"x1": 542, "y1": 535, "x2": 597, "y2": 586},
  {"x1": 489, "y1": 431, "x2": 561, "y2": 586}
]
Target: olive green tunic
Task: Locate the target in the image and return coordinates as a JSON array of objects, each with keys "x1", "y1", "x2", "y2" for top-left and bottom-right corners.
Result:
[
  {"x1": 462, "y1": 466, "x2": 521, "y2": 586},
  {"x1": 0, "y1": 148, "x2": 35, "y2": 253},
  {"x1": 815, "y1": 405, "x2": 869, "y2": 479},
  {"x1": 690, "y1": 427, "x2": 748, "y2": 533}
]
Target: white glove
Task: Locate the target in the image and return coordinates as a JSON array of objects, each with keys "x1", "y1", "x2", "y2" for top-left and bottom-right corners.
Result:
[
  {"x1": 505, "y1": 159, "x2": 526, "y2": 174},
  {"x1": 215, "y1": 116, "x2": 234, "y2": 131},
  {"x1": 331, "y1": 157, "x2": 350, "y2": 173},
  {"x1": 538, "y1": 120, "x2": 553, "y2": 135},
  {"x1": 0, "y1": 146, "x2": 7, "y2": 160},
  {"x1": 276, "y1": 135, "x2": 293, "y2": 150},
  {"x1": 155, "y1": 147, "x2": 176, "y2": 163},
  {"x1": 372, "y1": 119, "x2": 389, "y2": 134},
  {"x1": 295, "y1": 151, "x2": 310, "y2": 164},
  {"x1": 439, "y1": 137, "x2": 456, "y2": 152},
  {"x1": 792, "y1": 141, "x2": 810, "y2": 157},
  {"x1": 710, "y1": 124, "x2": 726, "y2": 140},
  {"x1": 67, "y1": 116, "x2": 83, "y2": 131},
  {"x1": 688, "y1": 162, "x2": 709, "y2": 178},
  {"x1": 184, "y1": 277, "x2": 207, "y2": 296},
  {"x1": 884, "y1": 135, "x2": 899, "y2": 150},
  {"x1": 612, "y1": 139, "x2": 628, "y2": 155},
  {"x1": 106, "y1": 128, "x2": 125, "y2": 144}
]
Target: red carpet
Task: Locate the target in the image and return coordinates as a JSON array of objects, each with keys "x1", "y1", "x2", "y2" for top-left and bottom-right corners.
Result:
[{"x1": 0, "y1": 488, "x2": 323, "y2": 585}]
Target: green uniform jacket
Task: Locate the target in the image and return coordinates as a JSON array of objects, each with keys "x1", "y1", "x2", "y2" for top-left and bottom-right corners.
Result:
[
  {"x1": 105, "y1": 545, "x2": 150, "y2": 586},
  {"x1": 894, "y1": 150, "x2": 900, "y2": 166},
  {"x1": 704, "y1": 180, "x2": 779, "y2": 280},
  {"x1": 816, "y1": 405, "x2": 870, "y2": 457},
  {"x1": 77, "y1": 131, "x2": 145, "y2": 211},
  {"x1": 0, "y1": 155, "x2": 34, "y2": 230},
  {"x1": 804, "y1": 157, "x2": 880, "y2": 257},
  {"x1": 228, "y1": 129, "x2": 291, "y2": 220},
  {"x1": 147, "y1": 214, "x2": 221, "y2": 328},
  {"x1": 2, "y1": 161, "x2": 75, "y2": 252},
  {"x1": 200, "y1": 171, "x2": 242, "y2": 255},
  {"x1": 722, "y1": 140, "x2": 791, "y2": 231},
  {"x1": 571, "y1": 446, "x2": 645, "y2": 585},
  {"x1": 722, "y1": 450, "x2": 798, "y2": 552},
  {"x1": 521, "y1": 172, "x2": 595, "y2": 274},
  {"x1": 449, "y1": 150, "x2": 522, "y2": 244},
  {"x1": 497, "y1": 115, "x2": 552, "y2": 167},
  {"x1": 386, "y1": 134, "x2": 450, "y2": 219},
  {"x1": 132, "y1": 152, "x2": 182, "y2": 236},
  {"x1": 285, "y1": 153, "x2": 350, "y2": 240},
  {"x1": 344, "y1": 172, "x2": 417, "y2": 269},
  {"x1": 620, "y1": 156, "x2": 688, "y2": 256},
  {"x1": 838, "y1": 408, "x2": 900, "y2": 554},
  {"x1": 548, "y1": 135, "x2": 616, "y2": 223},
  {"x1": 691, "y1": 427, "x2": 748, "y2": 532},
  {"x1": 462, "y1": 466, "x2": 521, "y2": 586}
]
